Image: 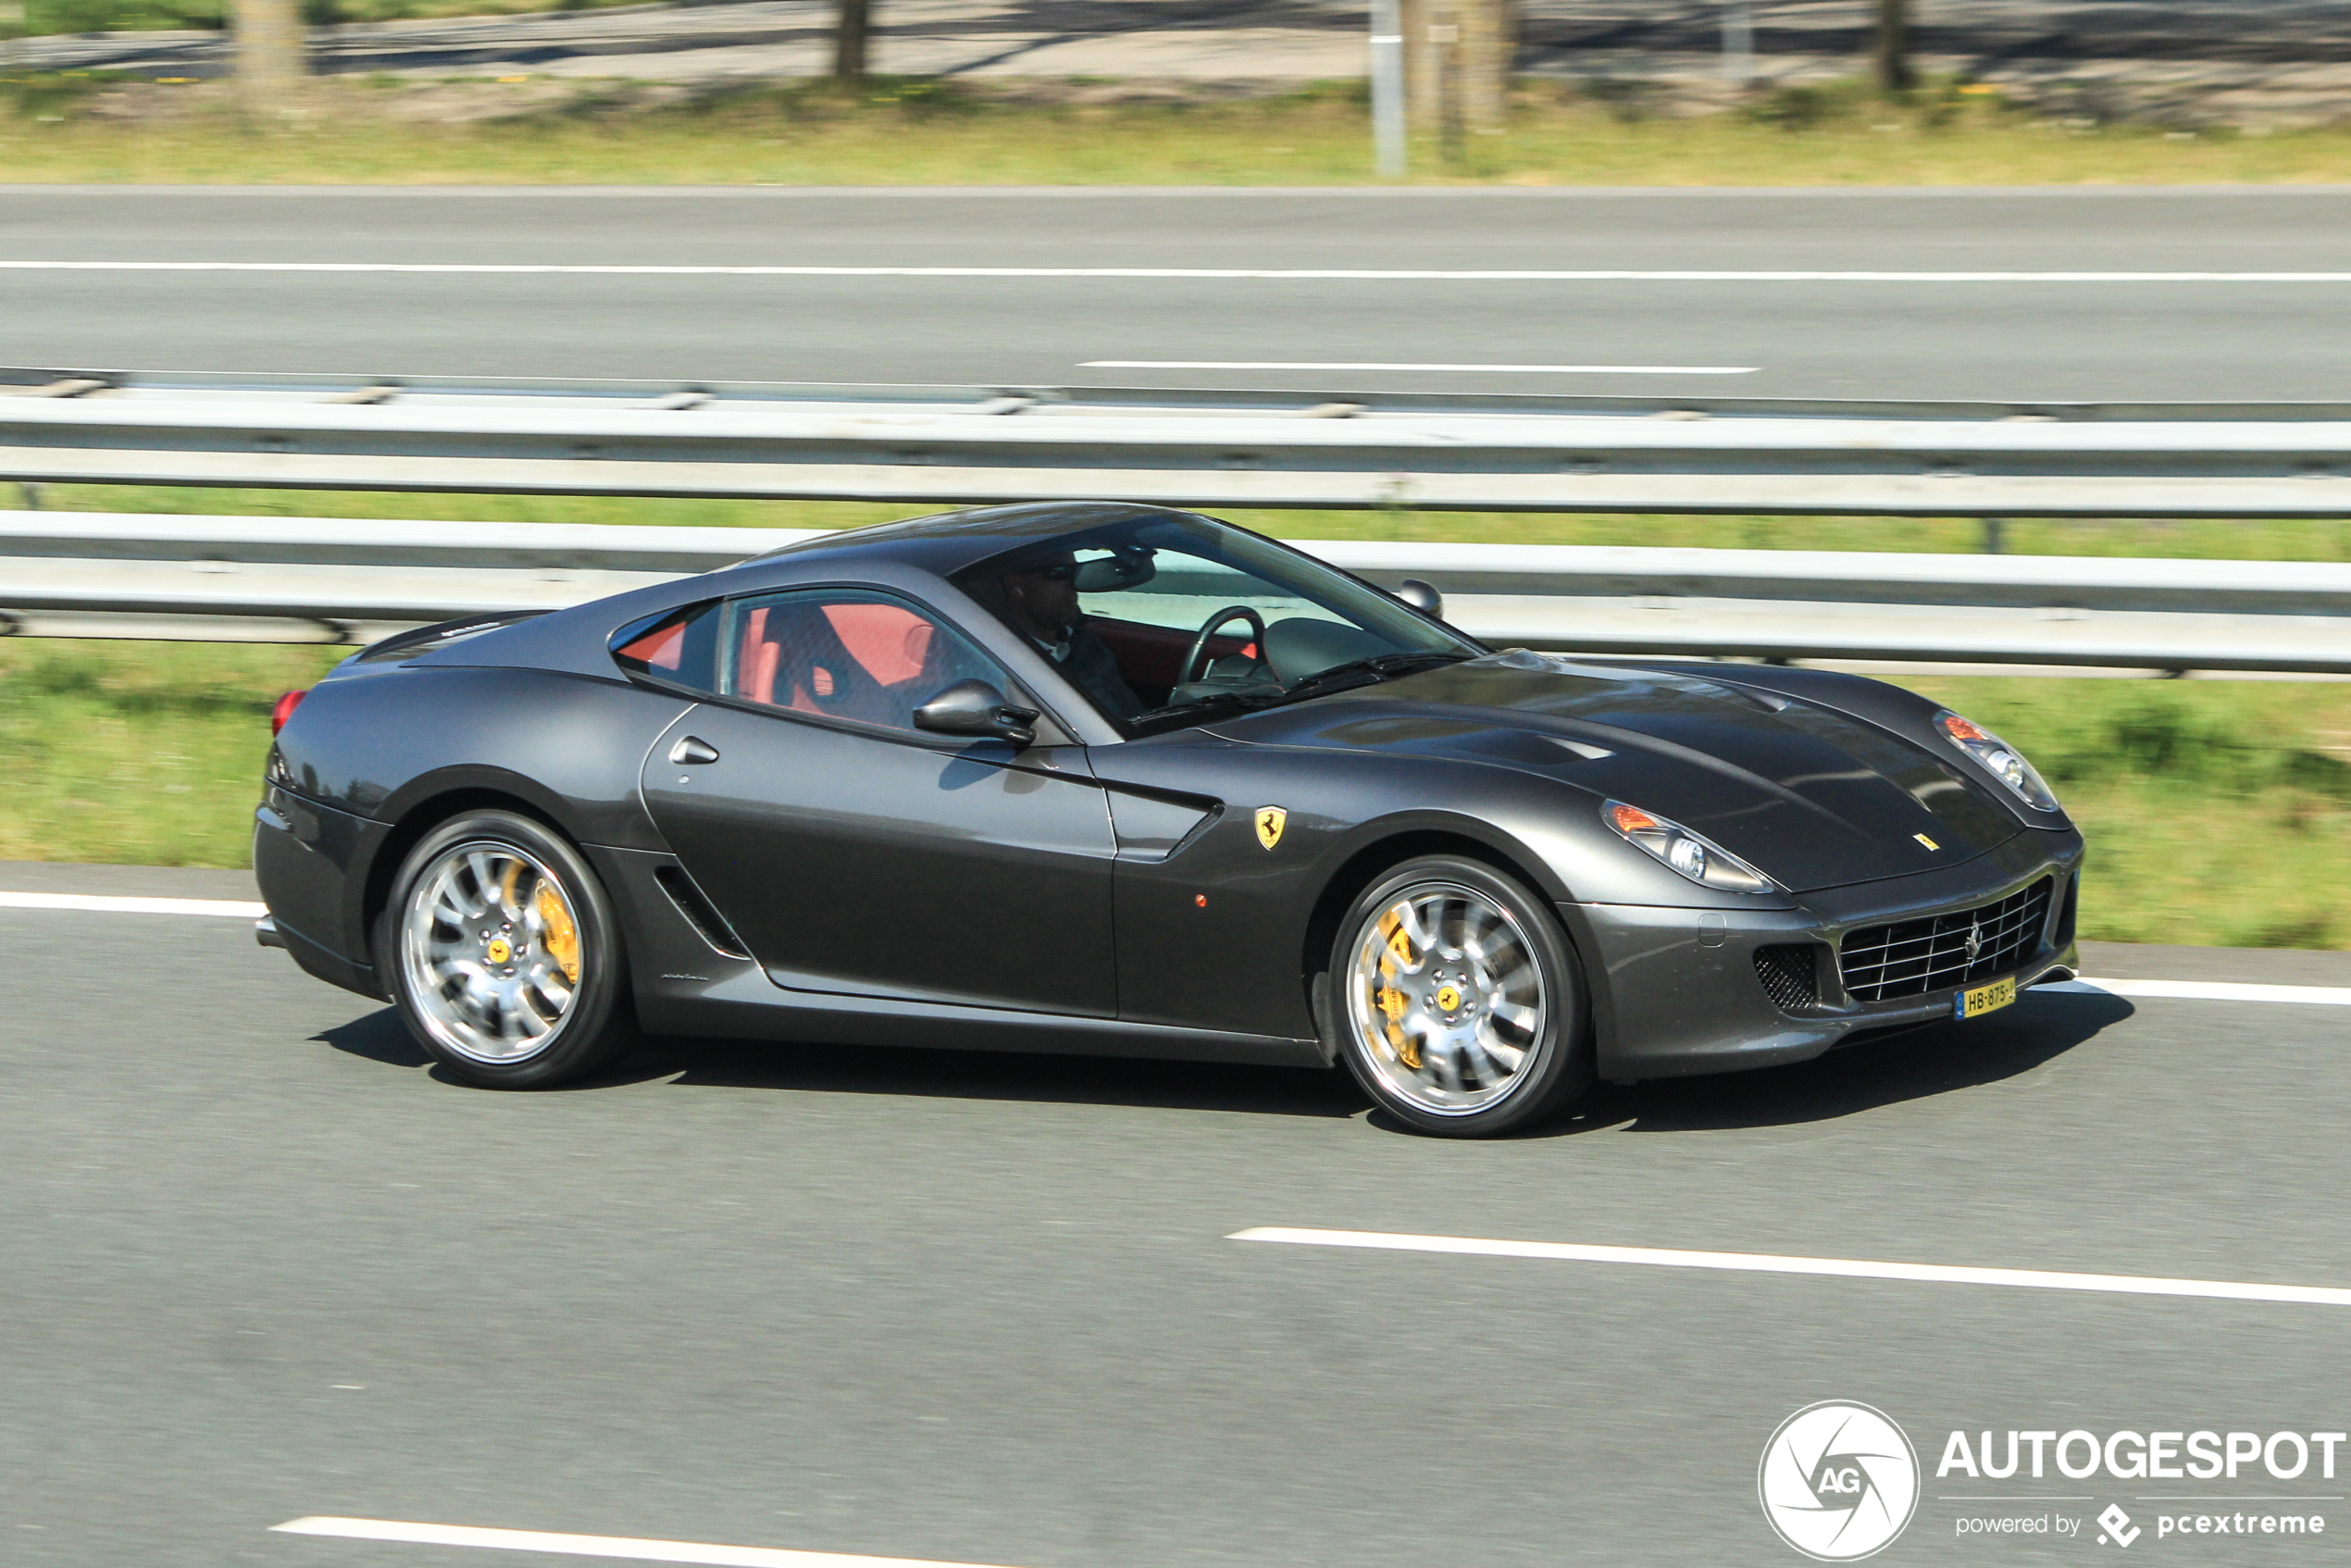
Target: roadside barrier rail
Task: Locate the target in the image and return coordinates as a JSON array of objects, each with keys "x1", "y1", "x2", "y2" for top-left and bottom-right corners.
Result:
[
  {"x1": 10, "y1": 368, "x2": 2351, "y2": 516},
  {"x1": 8, "y1": 510, "x2": 2349, "y2": 674}
]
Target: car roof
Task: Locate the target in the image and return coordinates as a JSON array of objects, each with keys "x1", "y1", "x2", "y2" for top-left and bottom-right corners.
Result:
[{"x1": 741, "y1": 501, "x2": 1202, "y2": 579}]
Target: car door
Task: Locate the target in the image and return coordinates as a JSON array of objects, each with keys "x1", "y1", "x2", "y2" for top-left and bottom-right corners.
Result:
[{"x1": 635, "y1": 587, "x2": 1118, "y2": 1017}]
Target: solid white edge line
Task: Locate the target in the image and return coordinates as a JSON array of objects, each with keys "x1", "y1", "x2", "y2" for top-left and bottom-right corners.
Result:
[
  {"x1": 1226, "y1": 1228, "x2": 2351, "y2": 1308},
  {"x1": 1079, "y1": 360, "x2": 1759, "y2": 373},
  {"x1": 269, "y1": 1517, "x2": 1034, "y2": 1568},
  {"x1": 2060, "y1": 976, "x2": 2351, "y2": 1006},
  {"x1": 0, "y1": 890, "x2": 266, "y2": 918},
  {"x1": 7, "y1": 262, "x2": 2351, "y2": 281}
]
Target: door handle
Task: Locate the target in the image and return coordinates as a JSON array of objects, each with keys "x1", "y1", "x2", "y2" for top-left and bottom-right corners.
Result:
[{"x1": 668, "y1": 736, "x2": 720, "y2": 765}]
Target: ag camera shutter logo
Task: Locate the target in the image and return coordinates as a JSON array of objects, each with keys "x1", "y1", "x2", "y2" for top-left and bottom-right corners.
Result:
[{"x1": 1759, "y1": 1401, "x2": 1922, "y2": 1561}]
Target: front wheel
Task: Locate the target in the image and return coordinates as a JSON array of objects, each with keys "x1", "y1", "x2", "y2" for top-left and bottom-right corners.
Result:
[
  {"x1": 382, "y1": 810, "x2": 641, "y2": 1089},
  {"x1": 1329, "y1": 855, "x2": 1592, "y2": 1138}
]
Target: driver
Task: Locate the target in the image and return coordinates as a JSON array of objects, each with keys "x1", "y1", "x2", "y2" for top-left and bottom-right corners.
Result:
[{"x1": 997, "y1": 551, "x2": 1146, "y2": 722}]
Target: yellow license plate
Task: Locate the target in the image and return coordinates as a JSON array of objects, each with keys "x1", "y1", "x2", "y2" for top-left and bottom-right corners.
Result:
[{"x1": 1956, "y1": 976, "x2": 2016, "y2": 1020}]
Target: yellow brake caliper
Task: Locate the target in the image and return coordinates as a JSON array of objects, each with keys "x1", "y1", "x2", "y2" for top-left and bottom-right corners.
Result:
[
  {"x1": 534, "y1": 882, "x2": 581, "y2": 983},
  {"x1": 1375, "y1": 908, "x2": 1420, "y2": 1070}
]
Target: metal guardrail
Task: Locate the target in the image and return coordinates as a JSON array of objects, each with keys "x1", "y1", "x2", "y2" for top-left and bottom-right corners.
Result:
[
  {"x1": 9, "y1": 511, "x2": 2351, "y2": 674},
  {"x1": 10, "y1": 368, "x2": 2351, "y2": 516}
]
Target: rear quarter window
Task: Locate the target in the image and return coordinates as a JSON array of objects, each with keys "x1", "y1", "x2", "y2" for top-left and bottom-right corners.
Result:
[{"x1": 611, "y1": 602, "x2": 722, "y2": 690}]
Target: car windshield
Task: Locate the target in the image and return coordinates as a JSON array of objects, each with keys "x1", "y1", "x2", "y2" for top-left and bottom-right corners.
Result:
[{"x1": 956, "y1": 513, "x2": 1482, "y2": 736}]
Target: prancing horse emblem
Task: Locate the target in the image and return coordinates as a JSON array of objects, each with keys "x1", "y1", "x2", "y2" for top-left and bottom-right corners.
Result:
[
  {"x1": 1964, "y1": 922, "x2": 1984, "y2": 962},
  {"x1": 1254, "y1": 806, "x2": 1287, "y2": 851}
]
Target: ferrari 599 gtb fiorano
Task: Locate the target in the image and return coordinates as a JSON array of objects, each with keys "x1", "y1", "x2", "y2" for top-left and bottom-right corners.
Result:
[{"x1": 255, "y1": 503, "x2": 2083, "y2": 1137}]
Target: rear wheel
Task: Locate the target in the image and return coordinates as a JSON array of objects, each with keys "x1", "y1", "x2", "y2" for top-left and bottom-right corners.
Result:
[
  {"x1": 1330, "y1": 855, "x2": 1592, "y2": 1138},
  {"x1": 382, "y1": 810, "x2": 640, "y2": 1089}
]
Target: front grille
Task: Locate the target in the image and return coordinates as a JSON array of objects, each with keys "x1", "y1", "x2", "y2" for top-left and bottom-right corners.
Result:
[
  {"x1": 1754, "y1": 944, "x2": 1822, "y2": 1012},
  {"x1": 1839, "y1": 877, "x2": 2054, "y2": 1002}
]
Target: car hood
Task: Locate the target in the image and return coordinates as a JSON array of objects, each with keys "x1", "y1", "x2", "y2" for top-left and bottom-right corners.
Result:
[{"x1": 1203, "y1": 654, "x2": 2021, "y2": 892}]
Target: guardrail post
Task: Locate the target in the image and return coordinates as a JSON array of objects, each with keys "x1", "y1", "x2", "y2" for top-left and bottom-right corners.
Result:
[
  {"x1": 1370, "y1": 0, "x2": 1409, "y2": 179},
  {"x1": 1722, "y1": 0, "x2": 1754, "y2": 88}
]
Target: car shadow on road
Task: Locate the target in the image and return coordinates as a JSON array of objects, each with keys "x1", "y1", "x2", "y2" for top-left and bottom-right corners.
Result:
[
  {"x1": 1551, "y1": 989, "x2": 2135, "y2": 1139},
  {"x1": 313, "y1": 1006, "x2": 1367, "y2": 1118},
  {"x1": 313, "y1": 1009, "x2": 433, "y2": 1068},
  {"x1": 313, "y1": 989, "x2": 2129, "y2": 1128},
  {"x1": 620, "y1": 1033, "x2": 1372, "y2": 1118}
]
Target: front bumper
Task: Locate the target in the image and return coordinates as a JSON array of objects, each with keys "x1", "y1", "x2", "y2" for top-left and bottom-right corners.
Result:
[{"x1": 1562, "y1": 828, "x2": 2084, "y2": 1082}]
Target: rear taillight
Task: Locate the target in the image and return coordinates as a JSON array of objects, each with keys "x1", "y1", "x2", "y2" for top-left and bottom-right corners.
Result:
[{"x1": 271, "y1": 689, "x2": 308, "y2": 736}]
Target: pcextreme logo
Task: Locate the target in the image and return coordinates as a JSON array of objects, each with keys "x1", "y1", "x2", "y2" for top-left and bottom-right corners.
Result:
[{"x1": 1760, "y1": 1401, "x2": 1922, "y2": 1562}]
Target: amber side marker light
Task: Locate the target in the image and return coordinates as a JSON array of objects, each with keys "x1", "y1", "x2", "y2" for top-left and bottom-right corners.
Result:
[
  {"x1": 1608, "y1": 803, "x2": 1663, "y2": 835},
  {"x1": 271, "y1": 690, "x2": 309, "y2": 736}
]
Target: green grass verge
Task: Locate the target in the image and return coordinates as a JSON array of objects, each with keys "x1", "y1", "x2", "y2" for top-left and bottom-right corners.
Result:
[
  {"x1": 5, "y1": 638, "x2": 2345, "y2": 950},
  {"x1": 0, "y1": 639, "x2": 342, "y2": 867},
  {"x1": 1901, "y1": 678, "x2": 2351, "y2": 949},
  {"x1": 2, "y1": 76, "x2": 2348, "y2": 185}
]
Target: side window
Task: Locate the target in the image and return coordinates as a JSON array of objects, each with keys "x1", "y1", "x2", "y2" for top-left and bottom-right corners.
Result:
[
  {"x1": 722, "y1": 591, "x2": 1010, "y2": 733},
  {"x1": 612, "y1": 601, "x2": 721, "y2": 689}
]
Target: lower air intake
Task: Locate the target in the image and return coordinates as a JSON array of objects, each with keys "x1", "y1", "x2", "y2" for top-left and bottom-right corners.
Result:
[{"x1": 1753, "y1": 944, "x2": 1822, "y2": 1012}]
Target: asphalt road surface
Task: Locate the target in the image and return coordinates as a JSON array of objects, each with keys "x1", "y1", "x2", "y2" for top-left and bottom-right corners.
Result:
[
  {"x1": 7, "y1": 860, "x2": 2351, "y2": 1567},
  {"x1": 6, "y1": 185, "x2": 2350, "y2": 404}
]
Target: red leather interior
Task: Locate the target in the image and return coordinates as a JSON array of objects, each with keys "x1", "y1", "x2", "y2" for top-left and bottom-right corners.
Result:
[
  {"x1": 1089, "y1": 616, "x2": 1253, "y2": 695},
  {"x1": 732, "y1": 598, "x2": 967, "y2": 726},
  {"x1": 615, "y1": 617, "x2": 686, "y2": 671}
]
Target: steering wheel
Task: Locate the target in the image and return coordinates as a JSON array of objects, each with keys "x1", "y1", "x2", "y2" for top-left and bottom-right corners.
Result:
[{"x1": 1179, "y1": 605, "x2": 1272, "y2": 688}]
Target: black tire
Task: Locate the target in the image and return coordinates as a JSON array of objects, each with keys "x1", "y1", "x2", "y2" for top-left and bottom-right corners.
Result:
[
  {"x1": 379, "y1": 809, "x2": 641, "y2": 1089},
  {"x1": 1326, "y1": 854, "x2": 1593, "y2": 1138}
]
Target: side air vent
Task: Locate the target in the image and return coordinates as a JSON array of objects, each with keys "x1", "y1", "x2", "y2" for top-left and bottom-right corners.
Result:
[
  {"x1": 2053, "y1": 873, "x2": 2080, "y2": 949},
  {"x1": 654, "y1": 865, "x2": 751, "y2": 960},
  {"x1": 1753, "y1": 944, "x2": 1822, "y2": 1012}
]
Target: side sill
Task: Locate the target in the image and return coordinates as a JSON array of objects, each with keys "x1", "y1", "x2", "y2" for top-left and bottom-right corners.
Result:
[{"x1": 641, "y1": 967, "x2": 1328, "y2": 1070}]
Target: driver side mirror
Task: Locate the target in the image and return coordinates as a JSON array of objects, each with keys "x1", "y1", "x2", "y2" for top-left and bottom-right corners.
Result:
[
  {"x1": 913, "y1": 678, "x2": 1039, "y2": 747},
  {"x1": 1392, "y1": 579, "x2": 1444, "y2": 617}
]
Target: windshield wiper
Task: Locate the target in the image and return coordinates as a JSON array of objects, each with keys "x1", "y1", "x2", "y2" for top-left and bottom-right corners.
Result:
[
  {"x1": 1131, "y1": 687, "x2": 1286, "y2": 730},
  {"x1": 1270, "y1": 650, "x2": 1473, "y2": 706}
]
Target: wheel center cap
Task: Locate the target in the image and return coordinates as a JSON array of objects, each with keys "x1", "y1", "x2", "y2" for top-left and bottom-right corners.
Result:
[
  {"x1": 1434, "y1": 983, "x2": 1462, "y2": 1013},
  {"x1": 484, "y1": 937, "x2": 514, "y2": 964}
]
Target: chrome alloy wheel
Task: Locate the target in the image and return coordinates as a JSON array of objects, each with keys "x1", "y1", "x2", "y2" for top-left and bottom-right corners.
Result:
[
  {"x1": 398, "y1": 840, "x2": 585, "y2": 1064},
  {"x1": 1343, "y1": 880, "x2": 1549, "y2": 1116}
]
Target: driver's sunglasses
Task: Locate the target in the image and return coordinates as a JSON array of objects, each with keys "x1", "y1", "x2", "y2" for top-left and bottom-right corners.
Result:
[{"x1": 1025, "y1": 562, "x2": 1077, "y2": 582}]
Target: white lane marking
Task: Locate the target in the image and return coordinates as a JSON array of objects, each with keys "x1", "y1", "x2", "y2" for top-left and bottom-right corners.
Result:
[
  {"x1": 6, "y1": 262, "x2": 2351, "y2": 281},
  {"x1": 2061, "y1": 976, "x2": 2351, "y2": 1006},
  {"x1": 271, "y1": 1517, "x2": 1034, "y2": 1568},
  {"x1": 1227, "y1": 1228, "x2": 2351, "y2": 1308},
  {"x1": 0, "y1": 890, "x2": 266, "y2": 917},
  {"x1": 1081, "y1": 359, "x2": 1758, "y2": 374}
]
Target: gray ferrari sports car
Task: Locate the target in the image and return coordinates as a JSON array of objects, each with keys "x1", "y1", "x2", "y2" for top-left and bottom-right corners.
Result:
[{"x1": 255, "y1": 502, "x2": 2084, "y2": 1137}]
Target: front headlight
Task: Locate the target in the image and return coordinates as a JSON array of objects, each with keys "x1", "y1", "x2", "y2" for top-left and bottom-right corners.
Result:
[
  {"x1": 1936, "y1": 711, "x2": 2059, "y2": 812},
  {"x1": 1603, "y1": 801, "x2": 1777, "y2": 893}
]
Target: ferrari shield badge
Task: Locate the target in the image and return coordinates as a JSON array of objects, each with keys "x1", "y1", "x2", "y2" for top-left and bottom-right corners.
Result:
[{"x1": 1254, "y1": 806, "x2": 1288, "y2": 851}]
